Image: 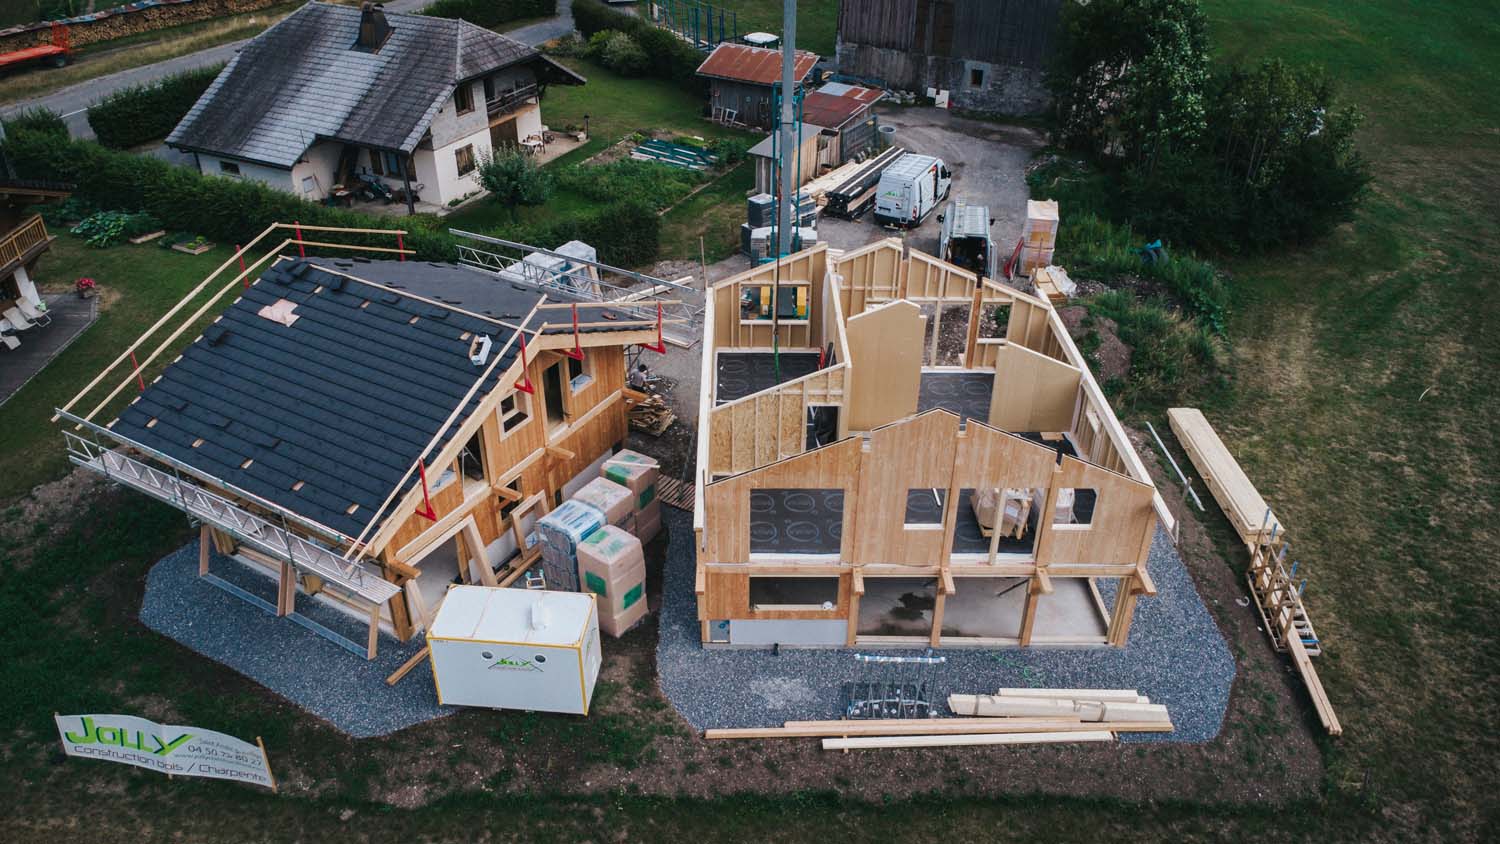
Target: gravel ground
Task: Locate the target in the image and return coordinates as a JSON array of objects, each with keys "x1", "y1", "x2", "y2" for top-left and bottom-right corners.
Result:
[
  {"x1": 140, "y1": 541, "x2": 455, "y2": 738},
  {"x1": 655, "y1": 507, "x2": 1236, "y2": 743}
]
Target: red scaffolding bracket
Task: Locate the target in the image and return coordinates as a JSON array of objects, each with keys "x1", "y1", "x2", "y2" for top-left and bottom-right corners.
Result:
[
  {"x1": 513, "y1": 332, "x2": 535, "y2": 394},
  {"x1": 415, "y1": 460, "x2": 437, "y2": 522},
  {"x1": 129, "y1": 351, "x2": 145, "y2": 392},
  {"x1": 639, "y1": 301, "x2": 667, "y2": 354},
  {"x1": 563, "y1": 303, "x2": 585, "y2": 360},
  {"x1": 294, "y1": 220, "x2": 306, "y2": 258},
  {"x1": 397, "y1": 231, "x2": 406, "y2": 262}
]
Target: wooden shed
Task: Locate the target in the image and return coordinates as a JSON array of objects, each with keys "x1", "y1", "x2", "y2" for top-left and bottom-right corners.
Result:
[{"x1": 698, "y1": 42, "x2": 818, "y2": 129}]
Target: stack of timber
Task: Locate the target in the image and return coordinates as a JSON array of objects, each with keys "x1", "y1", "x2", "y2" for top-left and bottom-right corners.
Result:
[
  {"x1": 628, "y1": 393, "x2": 675, "y2": 435},
  {"x1": 703, "y1": 689, "x2": 1171, "y2": 750},
  {"x1": 1166, "y1": 407, "x2": 1342, "y2": 737},
  {"x1": 801, "y1": 158, "x2": 865, "y2": 206},
  {"x1": 1018, "y1": 199, "x2": 1058, "y2": 274},
  {"x1": 823, "y1": 146, "x2": 906, "y2": 219}
]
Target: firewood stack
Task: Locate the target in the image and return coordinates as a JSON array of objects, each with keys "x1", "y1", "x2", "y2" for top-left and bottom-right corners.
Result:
[{"x1": 629, "y1": 394, "x2": 675, "y2": 435}]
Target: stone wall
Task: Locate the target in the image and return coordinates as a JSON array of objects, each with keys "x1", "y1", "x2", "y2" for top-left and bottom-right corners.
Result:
[{"x1": 0, "y1": 0, "x2": 282, "y2": 56}]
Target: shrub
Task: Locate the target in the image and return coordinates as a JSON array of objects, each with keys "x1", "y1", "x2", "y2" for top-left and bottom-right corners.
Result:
[
  {"x1": 1, "y1": 107, "x2": 68, "y2": 138},
  {"x1": 477, "y1": 148, "x2": 553, "y2": 220},
  {"x1": 591, "y1": 30, "x2": 649, "y2": 77},
  {"x1": 421, "y1": 0, "x2": 556, "y2": 29},
  {"x1": 572, "y1": 0, "x2": 706, "y2": 93},
  {"x1": 511, "y1": 199, "x2": 659, "y2": 268},
  {"x1": 69, "y1": 211, "x2": 160, "y2": 248},
  {"x1": 87, "y1": 64, "x2": 223, "y2": 150},
  {"x1": 1086, "y1": 291, "x2": 1223, "y2": 408}
]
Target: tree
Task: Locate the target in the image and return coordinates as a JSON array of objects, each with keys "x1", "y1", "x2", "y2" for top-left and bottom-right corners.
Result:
[
  {"x1": 1048, "y1": 0, "x2": 1211, "y2": 170},
  {"x1": 477, "y1": 148, "x2": 552, "y2": 221}
]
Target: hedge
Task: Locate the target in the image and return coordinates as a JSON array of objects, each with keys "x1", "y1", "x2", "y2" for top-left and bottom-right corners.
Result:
[
  {"x1": 572, "y1": 0, "x2": 706, "y2": 93},
  {"x1": 422, "y1": 0, "x2": 556, "y2": 29},
  {"x1": 87, "y1": 64, "x2": 223, "y2": 150},
  {"x1": 1, "y1": 128, "x2": 660, "y2": 267}
]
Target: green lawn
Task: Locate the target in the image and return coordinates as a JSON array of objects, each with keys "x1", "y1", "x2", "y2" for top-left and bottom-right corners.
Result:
[
  {"x1": 1180, "y1": 0, "x2": 1500, "y2": 836},
  {"x1": 677, "y1": 0, "x2": 842, "y2": 57},
  {"x1": 0, "y1": 235, "x2": 245, "y2": 500},
  {"x1": 660, "y1": 159, "x2": 755, "y2": 262}
]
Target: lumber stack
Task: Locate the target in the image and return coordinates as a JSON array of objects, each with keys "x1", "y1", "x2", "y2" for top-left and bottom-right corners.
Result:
[
  {"x1": 703, "y1": 689, "x2": 1172, "y2": 750},
  {"x1": 1167, "y1": 407, "x2": 1282, "y2": 548},
  {"x1": 628, "y1": 393, "x2": 675, "y2": 435},
  {"x1": 1019, "y1": 199, "x2": 1059, "y2": 275}
]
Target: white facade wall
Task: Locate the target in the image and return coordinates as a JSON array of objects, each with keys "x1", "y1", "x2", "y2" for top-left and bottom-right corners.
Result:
[
  {"x1": 289, "y1": 142, "x2": 344, "y2": 201},
  {"x1": 196, "y1": 154, "x2": 295, "y2": 193},
  {"x1": 415, "y1": 125, "x2": 491, "y2": 206}
]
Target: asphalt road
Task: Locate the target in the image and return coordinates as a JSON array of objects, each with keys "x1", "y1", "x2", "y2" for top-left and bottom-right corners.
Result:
[{"x1": 1, "y1": 0, "x2": 578, "y2": 139}]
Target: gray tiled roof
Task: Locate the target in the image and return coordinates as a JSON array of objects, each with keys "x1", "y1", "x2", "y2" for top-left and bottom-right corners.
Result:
[
  {"x1": 109, "y1": 258, "x2": 638, "y2": 539},
  {"x1": 167, "y1": 2, "x2": 555, "y2": 168}
]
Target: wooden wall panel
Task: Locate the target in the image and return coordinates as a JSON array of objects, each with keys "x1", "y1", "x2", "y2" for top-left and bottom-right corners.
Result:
[
  {"x1": 952, "y1": 422, "x2": 1059, "y2": 491},
  {"x1": 701, "y1": 437, "x2": 864, "y2": 563},
  {"x1": 988, "y1": 343, "x2": 1081, "y2": 432},
  {"x1": 850, "y1": 410, "x2": 960, "y2": 565},
  {"x1": 1035, "y1": 456, "x2": 1156, "y2": 567},
  {"x1": 707, "y1": 364, "x2": 848, "y2": 475},
  {"x1": 845, "y1": 300, "x2": 924, "y2": 430}
]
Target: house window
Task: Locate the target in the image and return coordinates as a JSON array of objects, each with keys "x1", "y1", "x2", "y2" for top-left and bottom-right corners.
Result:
[
  {"x1": 904, "y1": 488, "x2": 947, "y2": 529},
  {"x1": 370, "y1": 150, "x2": 404, "y2": 177},
  {"x1": 1053, "y1": 488, "x2": 1098, "y2": 527},
  {"x1": 542, "y1": 362, "x2": 567, "y2": 429},
  {"x1": 301, "y1": 176, "x2": 317, "y2": 195},
  {"x1": 455, "y1": 144, "x2": 477, "y2": 177},
  {"x1": 219, "y1": 161, "x2": 241, "y2": 176},
  {"x1": 970, "y1": 67, "x2": 985, "y2": 87},
  {"x1": 749, "y1": 489, "x2": 844, "y2": 555},
  {"x1": 567, "y1": 353, "x2": 593, "y2": 392},
  {"x1": 459, "y1": 430, "x2": 485, "y2": 483},
  {"x1": 498, "y1": 389, "x2": 530, "y2": 434},
  {"x1": 740, "y1": 284, "x2": 808, "y2": 321},
  {"x1": 749, "y1": 576, "x2": 839, "y2": 611},
  {"x1": 454, "y1": 82, "x2": 474, "y2": 115}
]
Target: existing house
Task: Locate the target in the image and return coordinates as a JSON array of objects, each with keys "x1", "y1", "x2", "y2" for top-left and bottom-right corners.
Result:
[
  {"x1": 1, "y1": 178, "x2": 70, "y2": 352},
  {"x1": 835, "y1": 0, "x2": 1060, "y2": 114},
  {"x1": 167, "y1": 2, "x2": 585, "y2": 211},
  {"x1": 697, "y1": 42, "x2": 818, "y2": 129},
  {"x1": 800, "y1": 82, "x2": 883, "y2": 164},
  {"x1": 60, "y1": 234, "x2": 675, "y2": 657},
  {"x1": 692, "y1": 240, "x2": 1173, "y2": 648}
]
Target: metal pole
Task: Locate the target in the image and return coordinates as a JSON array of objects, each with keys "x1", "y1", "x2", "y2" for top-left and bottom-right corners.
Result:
[
  {"x1": 1145, "y1": 421, "x2": 1204, "y2": 511},
  {"x1": 776, "y1": 0, "x2": 797, "y2": 260},
  {"x1": 398, "y1": 153, "x2": 415, "y2": 216}
]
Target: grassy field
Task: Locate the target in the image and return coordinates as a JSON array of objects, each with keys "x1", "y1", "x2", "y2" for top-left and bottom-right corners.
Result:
[{"x1": 693, "y1": 0, "x2": 841, "y2": 57}]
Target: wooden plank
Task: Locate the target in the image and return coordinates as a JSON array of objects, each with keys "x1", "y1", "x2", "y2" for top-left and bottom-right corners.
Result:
[
  {"x1": 705, "y1": 718, "x2": 1170, "y2": 740},
  {"x1": 384, "y1": 645, "x2": 430, "y2": 686},
  {"x1": 822, "y1": 731, "x2": 1116, "y2": 750},
  {"x1": 198, "y1": 523, "x2": 211, "y2": 576},
  {"x1": 845, "y1": 300, "x2": 925, "y2": 429},
  {"x1": 996, "y1": 688, "x2": 1142, "y2": 702},
  {"x1": 949, "y1": 694, "x2": 1171, "y2": 724},
  {"x1": 1167, "y1": 407, "x2": 1281, "y2": 545}
]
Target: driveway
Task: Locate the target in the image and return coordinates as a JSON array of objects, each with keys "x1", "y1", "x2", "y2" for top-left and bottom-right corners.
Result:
[
  {"x1": 1, "y1": 0, "x2": 576, "y2": 139},
  {"x1": 817, "y1": 107, "x2": 1046, "y2": 259}
]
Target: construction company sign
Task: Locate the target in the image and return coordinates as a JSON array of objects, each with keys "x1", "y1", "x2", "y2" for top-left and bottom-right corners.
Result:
[{"x1": 54, "y1": 713, "x2": 276, "y2": 790}]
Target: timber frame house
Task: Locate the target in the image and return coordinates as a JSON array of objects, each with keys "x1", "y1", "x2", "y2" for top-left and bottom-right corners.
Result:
[
  {"x1": 57, "y1": 224, "x2": 678, "y2": 658},
  {"x1": 693, "y1": 240, "x2": 1176, "y2": 648}
]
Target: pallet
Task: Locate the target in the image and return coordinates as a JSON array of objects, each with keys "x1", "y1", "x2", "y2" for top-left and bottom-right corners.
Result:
[{"x1": 656, "y1": 476, "x2": 695, "y2": 511}]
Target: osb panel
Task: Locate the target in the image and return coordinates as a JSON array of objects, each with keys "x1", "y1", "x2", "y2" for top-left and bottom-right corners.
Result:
[
  {"x1": 850, "y1": 410, "x2": 960, "y2": 565},
  {"x1": 1034, "y1": 456, "x2": 1156, "y2": 567},
  {"x1": 953, "y1": 422, "x2": 1059, "y2": 490},
  {"x1": 988, "y1": 343, "x2": 1081, "y2": 432},
  {"x1": 845, "y1": 300, "x2": 923, "y2": 430},
  {"x1": 701, "y1": 437, "x2": 864, "y2": 563}
]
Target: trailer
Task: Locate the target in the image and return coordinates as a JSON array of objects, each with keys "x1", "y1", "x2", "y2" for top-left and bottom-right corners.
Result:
[
  {"x1": 873, "y1": 153, "x2": 952, "y2": 227},
  {"x1": 0, "y1": 23, "x2": 71, "y2": 72}
]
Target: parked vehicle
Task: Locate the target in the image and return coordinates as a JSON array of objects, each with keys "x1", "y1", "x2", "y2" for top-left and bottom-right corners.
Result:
[
  {"x1": 938, "y1": 198, "x2": 997, "y2": 278},
  {"x1": 0, "y1": 23, "x2": 70, "y2": 72},
  {"x1": 873, "y1": 153, "x2": 951, "y2": 227}
]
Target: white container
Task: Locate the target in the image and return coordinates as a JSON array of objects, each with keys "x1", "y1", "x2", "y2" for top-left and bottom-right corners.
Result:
[{"x1": 428, "y1": 586, "x2": 602, "y2": 715}]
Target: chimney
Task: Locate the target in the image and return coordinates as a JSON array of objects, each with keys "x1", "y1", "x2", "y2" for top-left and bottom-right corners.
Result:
[{"x1": 354, "y1": 3, "x2": 392, "y2": 53}]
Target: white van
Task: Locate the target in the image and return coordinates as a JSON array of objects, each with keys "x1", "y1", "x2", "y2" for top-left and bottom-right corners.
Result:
[
  {"x1": 873, "y1": 154, "x2": 952, "y2": 227},
  {"x1": 938, "y1": 198, "x2": 997, "y2": 278}
]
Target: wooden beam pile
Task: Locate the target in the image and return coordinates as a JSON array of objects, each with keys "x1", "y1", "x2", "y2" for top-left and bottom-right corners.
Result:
[
  {"x1": 628, "y1": 393, "x2": 675, "y2": 435},
  {"x1": 703, "y1": 689, "x2": 1171, "y2": 749}
]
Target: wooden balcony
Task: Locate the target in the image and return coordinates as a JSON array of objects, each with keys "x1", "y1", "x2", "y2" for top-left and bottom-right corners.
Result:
[
  {"x1": 0, "y1": 214, "x2": 52, "y2": 277},
  {"x1": 487, "y1": 83, "x2": 539, "y2": 121}
]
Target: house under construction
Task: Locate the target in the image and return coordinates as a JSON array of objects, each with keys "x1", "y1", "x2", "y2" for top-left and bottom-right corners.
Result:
[
  {"x1": 57, "y1": 225, "x2": 678, "y2": 658},
  {"x1": 693, "y1": 240, "x2": 1175, "y2": 648}
]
